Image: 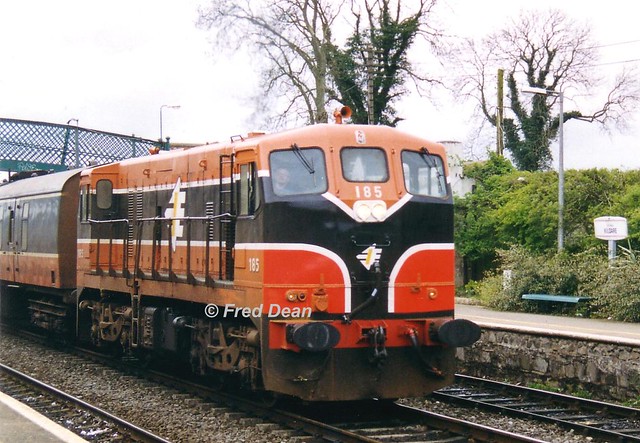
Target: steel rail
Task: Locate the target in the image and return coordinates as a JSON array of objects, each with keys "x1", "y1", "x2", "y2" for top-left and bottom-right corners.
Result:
[
  {"x1": 0, "y1": 362, "x2": 172, "y2": 443},
  {"x1": 434, "y1": 373, "x2": 640, "y2": 442}
]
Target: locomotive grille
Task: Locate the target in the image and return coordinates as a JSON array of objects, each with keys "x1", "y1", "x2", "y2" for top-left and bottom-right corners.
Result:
[
  {"x1": 206, "y1": 201, "x2": 215, "y2": 241},
  {"x1": 127, "y1": 191, "x2": 143, "y2": 257}
]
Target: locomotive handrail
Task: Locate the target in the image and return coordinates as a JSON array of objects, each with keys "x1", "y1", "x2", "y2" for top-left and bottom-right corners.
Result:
[
  {"x1": 88, "y1": 214, "x2": 234, "y2": 224},
  {"x1": 86, "y1": 214, "x2": 234, "y2": 284},
  {"x1": 133, "y1": 214, "x2": 234, "y2": 285},
  {"x1": 88, "y1": 218, "x2": 129, "y2": 224},
  {"x1": 88, "y1": 218, "x2": 130, "y2": 278},
  {"x1": 135, "y1": 213, "x2": 233, "y2": 223}
]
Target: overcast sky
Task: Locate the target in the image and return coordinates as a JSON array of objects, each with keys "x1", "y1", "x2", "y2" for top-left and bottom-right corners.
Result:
[{"x1": 1, "y1": 0, "x2": 638, "y2": 170}]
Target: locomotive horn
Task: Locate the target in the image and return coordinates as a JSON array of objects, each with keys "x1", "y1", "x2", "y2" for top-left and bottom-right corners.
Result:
[{"x1": 333, "y1": 106, "x2": 352, "y2": 124}]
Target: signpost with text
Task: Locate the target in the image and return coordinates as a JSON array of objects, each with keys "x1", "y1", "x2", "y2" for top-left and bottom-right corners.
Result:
[{"x1": 594, "y1": 216, "x2": 628, "y2": 260}]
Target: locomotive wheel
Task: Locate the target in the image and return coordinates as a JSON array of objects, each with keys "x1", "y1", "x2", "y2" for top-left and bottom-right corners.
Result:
[
  {"x1": 190, "y1": 343, "x2": 207, "y2": 376},
  {"x1": 260, "y1": 391, "x2": 281, "y2": 408},
  {"x1": 206, "y1": 371, "x2": 227, "y2": 391}
]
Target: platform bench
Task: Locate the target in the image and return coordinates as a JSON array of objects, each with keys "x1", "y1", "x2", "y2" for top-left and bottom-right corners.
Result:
[{"x1": 521, "y1": 294, "x2": 593, "y2": 316}]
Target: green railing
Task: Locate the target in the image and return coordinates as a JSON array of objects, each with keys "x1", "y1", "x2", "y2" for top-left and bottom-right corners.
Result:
[{"x1": 0, "y1": 117, "x2": 162, "y2": 172}]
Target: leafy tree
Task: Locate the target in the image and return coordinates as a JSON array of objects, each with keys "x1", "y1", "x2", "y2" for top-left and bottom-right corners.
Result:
[
  {"x1": 327, "y1": 0, "x2": 441, "y2": 126},
  {"x1": 454, "y1": 153, "x2": 516, "y2": 278},
  {"x1": 456, "y1": 162, "x2": 640, "y2": 280},
  {"x1": 455, "y1": 9, "x2": 640, "y2": 171}
]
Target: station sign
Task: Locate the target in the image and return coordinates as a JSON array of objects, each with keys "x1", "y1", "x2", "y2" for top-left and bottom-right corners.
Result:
[
  {"x1": 0, "y1": 159, "x2": 68, "y2": 172},
  {"x1": 593, "y1": 216, "x2": 628, "y2": 241}
]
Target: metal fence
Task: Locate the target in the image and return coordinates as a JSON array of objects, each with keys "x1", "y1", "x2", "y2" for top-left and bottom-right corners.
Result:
[{"x1": 0, "y1": 118, "x2": 162, "y2": 172}]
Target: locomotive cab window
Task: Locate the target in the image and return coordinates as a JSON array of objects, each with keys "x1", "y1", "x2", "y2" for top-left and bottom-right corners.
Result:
[
  {"x1": 237, "y1": 162, "x2": 260, "y2": 216},
  {"x1": 341, "y1": 147, "x2": 388, "y2": 182},
  {"x1": 96, "y1": 179, "x2": 113, "y2": 209},
  {"x1": 80, "y1": 185, "x2": 90, "y2": 222},
  {"x1": 269, "y1": 147, "x2": 327, "y2": 196},
  {"x1": 401, "y1": 149, "x2": 447, "y2": 197}
]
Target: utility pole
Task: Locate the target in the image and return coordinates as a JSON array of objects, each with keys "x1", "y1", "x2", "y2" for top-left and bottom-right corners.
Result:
[
  {"x1": 366, "y1": 46, "x2": 375, "y2": 124},
  {"x1": 496, "y1": 69, "x2": 504, "y2": 156}
]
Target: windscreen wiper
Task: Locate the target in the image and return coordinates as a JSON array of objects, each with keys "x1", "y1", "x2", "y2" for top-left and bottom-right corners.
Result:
[
  {"x1": 420, "y1": 146, "x2": 444, "y2": 195},
  {"x1": 291, "y1": 143, "x2": 315, "y2": 174}
]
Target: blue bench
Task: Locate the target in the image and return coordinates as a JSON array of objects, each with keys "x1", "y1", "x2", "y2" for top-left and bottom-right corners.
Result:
[{"x1": 522, "y1": 294, "x2": 593, "y2": 316}]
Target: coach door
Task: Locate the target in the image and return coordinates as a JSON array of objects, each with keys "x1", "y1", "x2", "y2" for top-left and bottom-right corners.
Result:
[
  {"x1": 0, "y1": 201, "x2": 14, "y2": 282},
  {"x1": 0, "y1": 198, "x2": 24, "y2": 283},
  {"x1": 9, "y1": 199, "x2": 29, "y2": 284}
]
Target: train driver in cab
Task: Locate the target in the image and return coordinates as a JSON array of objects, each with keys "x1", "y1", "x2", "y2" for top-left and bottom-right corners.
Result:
[{"x1": 273, "y1": 166, "x2": 293, "y2": 195}]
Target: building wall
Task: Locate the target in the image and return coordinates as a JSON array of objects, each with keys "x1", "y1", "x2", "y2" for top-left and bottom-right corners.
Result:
[
  {"x1": 457, "y1": 327, "x2": 640, "y2": 401},
  {"x1": 440, "y1": 140, "x2": 475, "y2": 197}
]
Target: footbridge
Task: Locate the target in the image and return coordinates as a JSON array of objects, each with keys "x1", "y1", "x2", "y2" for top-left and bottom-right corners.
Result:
[{"x1": 0, "y1": 117, "x2": 163, "y2": 174}]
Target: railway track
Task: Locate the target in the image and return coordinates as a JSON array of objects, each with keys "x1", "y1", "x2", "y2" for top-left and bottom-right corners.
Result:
[
  {"x1": 433, "y1": 374, "x2": 640, "y2": 442},
  {"x1": 0, "y1": 362, "x2": 170, "y2": 443},
  {"x1": 122, "y1": 359, "x2": 543, "y2": 442},
  {"x1": 0, "y1": 326, "x2": 540, "y2": 442},
  {"x1": 294, "y1": 399, "x2": 545, "y2": 442},
  {"x1": 0, "y1": 325, "x2": 614, "y2": 442}
]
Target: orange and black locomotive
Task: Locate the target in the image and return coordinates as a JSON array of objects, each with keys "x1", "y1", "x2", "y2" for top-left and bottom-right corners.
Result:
[{"x1": 0, "y1": 121, "x2": 479, "y2": 401}]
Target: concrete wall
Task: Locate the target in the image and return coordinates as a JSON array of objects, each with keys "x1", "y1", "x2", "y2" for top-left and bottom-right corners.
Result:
[{"x1": 456, "y1": 326, "x2": 640, "y2": 401}]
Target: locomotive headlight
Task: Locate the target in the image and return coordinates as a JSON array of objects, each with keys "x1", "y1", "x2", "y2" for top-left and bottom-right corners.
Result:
[
  {"x1": 354, "y1": 202, "x2": 372, "y2": 221},
  {"x1": 371, "y1": 202, "x2": 387, "y2": 221},
  {"x1": 353, "y1": 200, "x2": 387, "y2": 222}
]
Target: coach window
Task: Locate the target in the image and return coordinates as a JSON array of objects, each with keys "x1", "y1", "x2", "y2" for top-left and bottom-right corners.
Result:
[
  {"x1": 96, "y1": 179, "x2": 113, "y2": 210},
  {"x1": 341, "y1": 148, "x2": 388, "y2": 182},
  {"x1": 0, "y1": 207, "x2": 4, "y2": 248},
  {"x1": 269, "y1": 147, "x2": 327, "y2": 196},
  {"x1": 401, "y1": 149, "x2": 447, "y2": 198},
  {"x1": 238, "y1": 163, "x2": 260, "y2": 216},
  {"x1": 21, "y1": 203, "x2": 29, "y2": 251},
  {"x1": 7, "y1": 209, "x2": 14, "y2": 246}
]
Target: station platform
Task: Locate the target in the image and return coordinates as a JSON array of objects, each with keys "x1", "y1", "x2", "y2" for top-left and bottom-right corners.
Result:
[
  {"x1": 0, "y1": 390, "x2": 86, "y2": 443},
  {"x1": 456, "y1": 300, "x2": 640, "y2": 346}
]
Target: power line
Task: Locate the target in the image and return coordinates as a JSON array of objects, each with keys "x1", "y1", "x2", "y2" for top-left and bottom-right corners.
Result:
[
  {"x1": 589, "y1": 39, "x2": 640, "y2": 49},
  {"x1": 593, "y1": 58, "x2": 640, "y2": 67}
]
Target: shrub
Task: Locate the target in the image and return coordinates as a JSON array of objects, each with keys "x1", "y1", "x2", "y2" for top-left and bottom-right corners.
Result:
[
  {"x1": 476, "y1": 245, "x2": 609, "y2": 314},
  {"x1": 592, "y1": 252, "x2": 640, "y2": 321}
]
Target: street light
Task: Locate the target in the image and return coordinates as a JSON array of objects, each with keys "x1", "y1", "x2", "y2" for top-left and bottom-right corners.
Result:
[
  {"x1": 67, "y1": 118, "x2": 79, "y2": 168},
  {"x1": 160, "y1": 105, "x2": 180, "y2": 147},
  {"x1": 522, "y1": 86, "x2": 564, "y2": 252}
]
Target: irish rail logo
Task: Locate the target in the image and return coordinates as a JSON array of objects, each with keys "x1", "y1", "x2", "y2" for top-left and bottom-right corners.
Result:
[{"x1": 357, "y1": 244, "x2": 382, "y2": 270}]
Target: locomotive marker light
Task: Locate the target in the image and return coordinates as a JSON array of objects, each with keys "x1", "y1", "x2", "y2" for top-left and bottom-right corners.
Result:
[{"x1": 594, "y1": 216, "x2": 628, "y2": 261}]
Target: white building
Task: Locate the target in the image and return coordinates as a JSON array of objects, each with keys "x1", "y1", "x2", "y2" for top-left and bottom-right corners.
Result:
[{"x1": 440, "y1": 140, "x2": 475, "y2": 197}]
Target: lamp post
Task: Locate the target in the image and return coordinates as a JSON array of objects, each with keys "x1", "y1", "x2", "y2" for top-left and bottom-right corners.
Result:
[
  {"x1": 522, "y1": 87, "x2": 564, "y2": 252},
  {"x1": 160, "y1": 105, "x2": 180, "y2": 148},
  {"x1": 67, "y1": 118, "x2": 79, "y2": 168}
]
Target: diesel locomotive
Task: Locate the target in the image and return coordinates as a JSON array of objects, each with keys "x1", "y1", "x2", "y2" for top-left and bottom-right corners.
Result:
[{"x1": 0, "y1": 121, "x2": 480, "y2": 401}]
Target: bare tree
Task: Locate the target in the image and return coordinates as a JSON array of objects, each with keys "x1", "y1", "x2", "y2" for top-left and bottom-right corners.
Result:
[
  {"x1": 455, "y1": 9, "x2": 640, "y2": 171},
  {"x1": 198, "y1": 0, "x2": 343, "y2": 127},
  {"x1": 198, "y1": 0, "x2": 445, "y2": 129}
]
